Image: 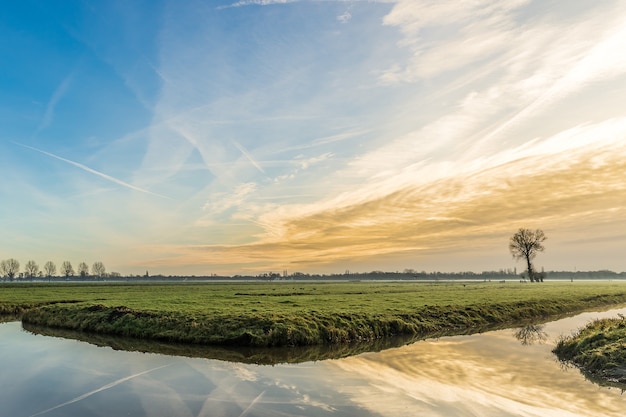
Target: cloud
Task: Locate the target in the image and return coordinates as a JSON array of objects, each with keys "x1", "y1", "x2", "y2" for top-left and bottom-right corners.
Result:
[
  {"x1": 218, "y1": 0, "x2": 298, "y2": 9},
  {"x1": 270, "y1": 153, "x2": 334, "y2": 185},
  {"x1": 381, "y1": 0, "x2": 530, "y2": 82},
  {"x1": 372, "y1": 1, "x2": 626, "y2": 169},
  {"x1": 37, "y1": 72, "x2": 74, "y2": 133},
  {"x1": 19, "y1": 0, "x2": 621, "y2": 275},
  {"x1": 296, "y1": 152, "x2": 333, "y2": 170},
  {"x1": 469, "y1": 15, "x2": 626, "y2": 152},
  {"x1": 203, "y1": 182, "x2": 258, "y2": 214},
  {"x1": 15, "y1": 143, "x2": 171, "y2": 199},
  {"x1": 137, "y1": 118, "x2": 626, "y2": 273},
  {"x1": 337, "y1": 10, "x2": 352, "y2": 24},
  {"x1": 380, "y1": 0, "x2": 626, "y2": 87}
]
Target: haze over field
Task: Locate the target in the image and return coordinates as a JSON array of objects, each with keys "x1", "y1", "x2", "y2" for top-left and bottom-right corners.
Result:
[{"x1": 1, "y1": 0, "x2": 625, "y2": 275}]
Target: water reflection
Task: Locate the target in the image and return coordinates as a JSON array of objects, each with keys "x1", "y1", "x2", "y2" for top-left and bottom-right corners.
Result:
[
  {"x1": 331, "y1": 312, "x2": 626, "y2": 417},
  {"x1": 514, "y1": 324, "x2": 549, "y2": 345},
  {"x1": 22, "y1": 320, "x2": 528, "y2": 365},
  {"x1": 2, "y1": 307, "x2": 626, "y2": 417},
  {"x1": 22, "y1": 322, "x2": 426, "y2": 365},
  {"x1": 1, "y1": 322, "x2": 376, "y2": 417}
]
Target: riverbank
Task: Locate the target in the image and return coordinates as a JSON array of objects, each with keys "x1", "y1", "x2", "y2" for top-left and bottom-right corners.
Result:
[
  {"x1": 553, "y1": 316, "x2": 626, "y2": 384},
  {"x1": 3, "y1": 281, "x2": 626, "y2": 347}
]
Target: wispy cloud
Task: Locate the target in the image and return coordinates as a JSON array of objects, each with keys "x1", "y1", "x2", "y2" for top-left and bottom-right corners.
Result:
[
  {"x1": 218, "y1": 0, "x2": 298, "y2": 9},
  {"x1": 467, "y1": 14, "x2": 626, "y2": 155},
  {"x1": 138, "y1": 117, "x2": 626, "y2": 273},
  {"x1": 128, "y1": 0, "x2": 626, "y2": 274},
  {"x1": 7, "y1": 0, "x2": 625, "y2": 275},
  {"x1": 381, "y1": 0, "x2": 530, "y2": 82},
  {"x1": 37, "y1": 72, "x2": 74, "y2": 133},
  {"x1": 296, "y1": 152, "x2": 333, "y2": 170},
  {"x1": 203, "y1": 182, "x2": 257, "y2": 214},
  {"x1": 15, "y1": 143, "x2": 171, "y2": 199},
  {"x1": 337, "y1": 9, "x2": 352, "y2": 24}
]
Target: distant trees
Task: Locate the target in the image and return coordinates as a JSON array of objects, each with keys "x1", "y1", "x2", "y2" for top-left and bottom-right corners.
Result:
[
  {"x1": 24, "y1": 260, "x2": 39, "y2": 279},
  {"x1": 0, "y1": 259, "x2": 20, "y2": 281},
  {"x1": 61, "y1": 261, "x2": 75, "y2": 279},
  {"x1": 0, "y1": 259, "x2": 111, "y2": 281},
  {"x1": 509, "y1": 228, "x2": 547, "y2": 282},
  {"x1": 78, "y1": 262, "x2": 89, "y2": 278},
  {"x1": 43, "y1": 261, "x2": 56, "y2": 281},
  {"x1": 92, "y1": 261, "x2": 106, "y2": 279}
]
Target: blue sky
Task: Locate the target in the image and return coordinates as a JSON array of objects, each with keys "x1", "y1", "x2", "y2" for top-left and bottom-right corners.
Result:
[{"x1": 2, "y1": 0, "x2": 626, "y2": 276}]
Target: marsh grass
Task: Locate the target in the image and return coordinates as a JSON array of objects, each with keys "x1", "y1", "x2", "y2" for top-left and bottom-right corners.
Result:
[
  {"x1": 2, "y1": 281, "x2": 626, "y2": 347},
  {"x1": 553, "y1": 314, "x2": 626, "y2": 384}
]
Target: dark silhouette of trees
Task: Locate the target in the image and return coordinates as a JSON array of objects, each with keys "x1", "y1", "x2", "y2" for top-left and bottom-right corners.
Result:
[
  {"x1": 91, "y1": 261, "x2": 106, "y2": 279},
  {"x1": 61, "y1": 261, "x2": 74, "y2": 279},
  {"x1": 78, "y1": 262, "x2": 89, "y2": 278},
  {"x1": 1, "y1": 259, "x2": 20, "y2": 281},
  {"x1": 43, "y1": 261, "x2": 56, "y2": 280},
  {"x1": 24, "y1": 260, "x2": 39, "y2": 279},
  {"x1": 509, "y1": 228, "x2": 546, "y2": 282}
]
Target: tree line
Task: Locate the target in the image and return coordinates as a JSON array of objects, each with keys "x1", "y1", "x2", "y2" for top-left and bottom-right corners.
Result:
[{"x1": 0, "y1": 259, "x2": 106, "y2": 281}]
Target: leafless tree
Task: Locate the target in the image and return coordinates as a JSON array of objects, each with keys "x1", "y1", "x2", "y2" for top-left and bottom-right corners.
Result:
[
  {"x1": 61, "y1": 261, "x2": 74, "y2": 278},
  {"x1": 43, "y1": 261, "x2": 57, "y2": 279},
  {"x1": 91, "y1": 261, "x2": 106, "y2": 279},
  {"x1": 78, "y1": 262, "x2": 89, "y2": 278},
  {"x1": 0, "y1": 259, "x2": 20, "y2": 281},
  {"x1": 509, "y1": 228, "x2": 547, "y2": 282},
  {"x1": 24, "y1": 260, "x2": 39, "y2": 279}
]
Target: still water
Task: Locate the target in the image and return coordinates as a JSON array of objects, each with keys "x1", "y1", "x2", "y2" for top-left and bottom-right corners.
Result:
[{"x1": 1, "y1": 308, "x2": 625, "y2": 417}]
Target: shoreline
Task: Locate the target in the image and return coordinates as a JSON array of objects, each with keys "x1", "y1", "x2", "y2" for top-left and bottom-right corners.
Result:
[
  {"x1": 553, "y1": 316, "x2": 626, "y2": 386},
  {"x1": 3, "y1": 281, "x2": 626, "y2": 349}
]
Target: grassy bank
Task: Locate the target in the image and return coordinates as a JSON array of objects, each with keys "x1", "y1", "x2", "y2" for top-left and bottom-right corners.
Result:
[
  {"x1": 553, "y1": 316, "x2": 626, "y2": 384},
  {"x1": 2, "y1": 281, "x2": 626, "y2": 347}
]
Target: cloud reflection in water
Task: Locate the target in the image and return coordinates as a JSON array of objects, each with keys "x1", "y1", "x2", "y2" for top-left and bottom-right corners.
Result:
[{"x1": 331, "y1": 326, "x2": 624, "y2": 417}]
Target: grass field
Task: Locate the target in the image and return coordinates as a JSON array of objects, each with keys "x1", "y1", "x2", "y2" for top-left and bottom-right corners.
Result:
[{"x1": 2, "y1": 280, "x2": 626, "y2": 347}]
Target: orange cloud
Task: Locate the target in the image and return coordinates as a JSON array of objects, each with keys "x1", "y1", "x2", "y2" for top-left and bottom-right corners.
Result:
[{"x1": 135, "y1": 137, "x2": 626, "y2": 274}]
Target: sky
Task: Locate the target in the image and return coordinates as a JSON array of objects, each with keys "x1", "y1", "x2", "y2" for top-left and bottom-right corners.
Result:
[{"x1": 1, "y1": 0, "x2": 626, "y2": 276}]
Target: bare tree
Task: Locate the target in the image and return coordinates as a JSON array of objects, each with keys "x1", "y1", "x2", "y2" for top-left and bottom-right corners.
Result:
[
  {"x1": 91, "y1": 261, "x2": 106, "y2": 279},
  {"x1": 78, "y1": 262, "x2": 89, "y2": 278},
  {"x1": 509, "y1": 228, "x2": 547, "y2": 282},
  {"x1": 43, "y1": 261, "x2": 57, "y2": 280},
  {"x1": 24, "y1": 260, "x2": 39, "y2": 280},
  {"x1": 61, "y1": 261, "x2": 74, "y2": 279},
  {"x1": 0, "y1": 259, "x2": 20, "y2": 281}
]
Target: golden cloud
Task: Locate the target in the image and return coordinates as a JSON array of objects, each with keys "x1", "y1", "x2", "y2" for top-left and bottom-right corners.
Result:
[{"x1": 137, "y1": 140, "x2": 626, "y2": 273}]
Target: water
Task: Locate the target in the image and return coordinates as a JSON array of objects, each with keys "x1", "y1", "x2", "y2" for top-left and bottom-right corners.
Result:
[{"x1": 1, "y1": 308, "x2": 625, "y2": 417}]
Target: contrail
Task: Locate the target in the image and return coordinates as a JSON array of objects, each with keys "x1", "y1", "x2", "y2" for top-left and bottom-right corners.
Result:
[
  {"x1": 28, "y1": 364, "x2": 171, "y2": 417},
  {"x1": 15, "y1": 142, "x2": 171, "y2": 199},
  {"x1": 233, "y1": 140, "x2": 266, "y2": 175}
]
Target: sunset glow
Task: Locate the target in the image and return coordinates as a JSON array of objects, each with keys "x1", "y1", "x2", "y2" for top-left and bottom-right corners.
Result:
[{"x1": 2, "y1": 1, "x2": 625, "y2": 275}]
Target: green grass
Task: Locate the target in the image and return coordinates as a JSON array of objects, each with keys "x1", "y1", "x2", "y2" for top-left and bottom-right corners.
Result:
[
  {"x1": 553, "y1": 315, "x2": 626, "y2": 384},
  {"x1": 2, "y1": 281, "x2": 626, "y2": 347}
]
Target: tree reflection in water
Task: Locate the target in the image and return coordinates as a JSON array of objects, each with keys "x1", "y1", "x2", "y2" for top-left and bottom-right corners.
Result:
[{"x1": 514, "y1": 324, "x2": 548, "y2": 345}]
